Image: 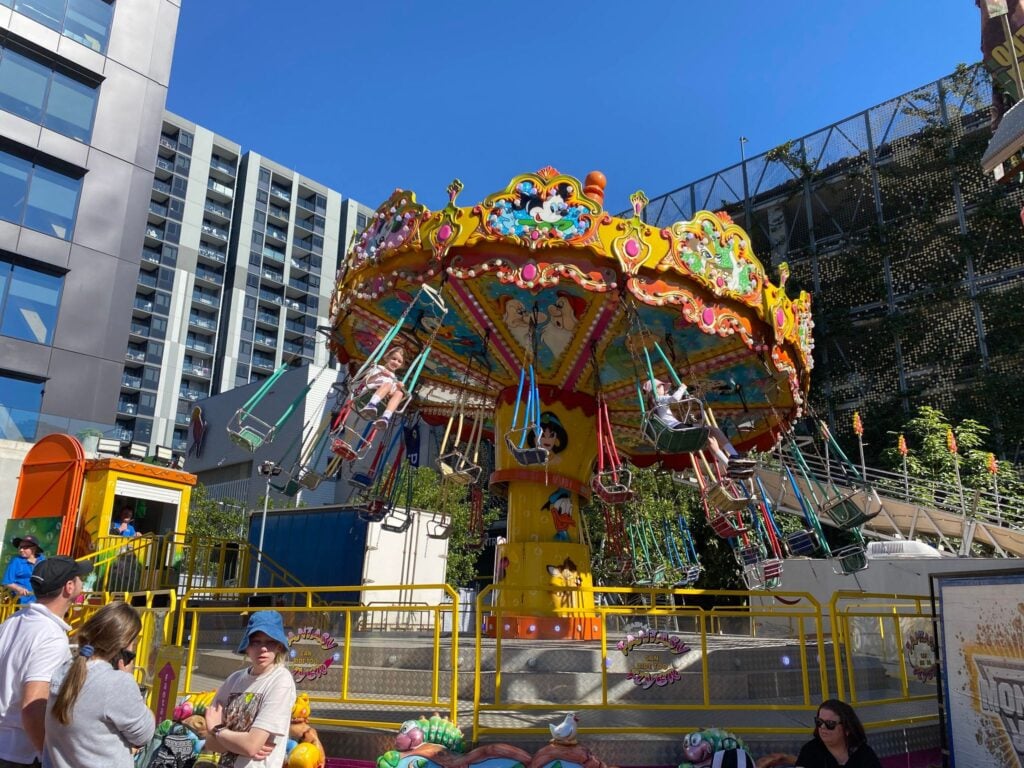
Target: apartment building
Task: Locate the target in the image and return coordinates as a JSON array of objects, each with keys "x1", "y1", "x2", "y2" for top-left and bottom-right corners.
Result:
[{"x1": 119, "y1": 114, "x2": 374, "y2": 454}]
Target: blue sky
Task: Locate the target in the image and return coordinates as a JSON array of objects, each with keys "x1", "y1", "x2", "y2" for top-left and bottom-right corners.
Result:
[{"x1": 167, "y1": 1, "x2": 982, "y2": 213}]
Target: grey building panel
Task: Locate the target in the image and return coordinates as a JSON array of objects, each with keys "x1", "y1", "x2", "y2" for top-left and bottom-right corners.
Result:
[
  {"x1": 134, "y1": 79, "x2": 170, "y2": 170},
  {"x1": 106, "y1": 0, "x2": 172, "y2": 77},
  {"x1": 14, "y1": 229, "x2": 72, "y2": 271},
  {"x1": 0, "y1": 111, "x2": 42, "y2": 150},
  {"x1": 0, "y1": 220, "x2": 18, "y2": 255},
  {"x1": 36, "y1": 129, "x2": 90, "y2": 169},
  {"x1": 6, "y1": 10, "x2": 59, "y2": 51},
  {"x1": 53, "y1": 243, "x2": 136, "y2": 359},
  {"x1": 0, "y1": 336, "x2": 52, "y2": 380},
  {"x1": 122, "y1": 165, "x2": 158, "y2": 262},
  {"x1": 54, "y1": 31, "x2": 105, "y2": 74},
  {"x1": 42, "y1": 348, "x2": 125, "y2": 421},
  {"x1": 90, "y1": 59, "x2": 151, "y2": 163},
  {"x1": 74, "y1": 150, "x2": 134, "y2": 256}
]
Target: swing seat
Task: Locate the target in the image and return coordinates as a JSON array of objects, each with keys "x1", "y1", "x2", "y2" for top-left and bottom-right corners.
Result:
[
  {"x1": 227, "y1": 411, "x2": 276, "y2": 452},
  {"x1": 741, "y1": 557, "x2": 783, "y2": 590},
  {"x1": 708, "y1": 510, "x2": 747, "y2": 538},
  {"x1": 642, "y1": 412, "x2": 710, "y2": 454},
  {"x1": 591, "y1": 467, "x2": 634, "y2": 504},
  {"x1": 738, "y1": 545, "x2": 765, "y2": 566},
  {"x1": 331, "y1": 438, "x2": 359, "y2": 461},
  {"x1": 831, "y1": 544, "x2": 869, "y2": 575},
  {"x1": 426, "y1": 519, "x2": 452, "y2": 540},
  {"x1": 821, "y1": 491, "x2": 880, "y2": 529},
  {"x1": 349, "y1": 471, "x2": 375, "y2": 488},
  {"x1": 381, "y1": 509, "x2": 413, "y2": 533},
  {"x1": 785, "y1": 529, "x2": 820, "y2": 557},
  {"x1": 504, "y1": 432, "x2": 549, "y2": 467},
  {"x1": 677, "y1": 565, "x2": 702, "y2": 586},
  {"x1": 297, "y1": 470, "x2": 322, "y2": 491},
  {"x1": 438, "y1": 451, "x2": 482, "y2": 485},
  {"x1": 633, "y1": 564, "x2": 667, "y2": 587},
  {"x1": 269, "y1": 478, "x2": 301, "y2": 497},
  {"x1": 357, "y1": 498, "x2": 388, "y2": 523},
  {"x1": 705, "y1": 481, "x2": 748, "y2": 512}
]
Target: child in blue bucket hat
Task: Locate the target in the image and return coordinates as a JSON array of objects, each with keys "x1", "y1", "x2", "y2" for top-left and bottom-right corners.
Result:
[{"x1": 203, "y1": 611, "x2": 296, "y2": 767}]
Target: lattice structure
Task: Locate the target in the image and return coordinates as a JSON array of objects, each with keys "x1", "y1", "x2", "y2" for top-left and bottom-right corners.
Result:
[{"x1": 640, "y1": 64, "x2": 1024, "y2": 458}]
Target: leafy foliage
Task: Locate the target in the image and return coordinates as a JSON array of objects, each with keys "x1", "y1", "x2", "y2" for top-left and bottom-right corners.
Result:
[
  {"x1": 580, "y1": 465, "x2": 743, "y2": 592},
  {"x1": 407, "y1": 466, "x2": 499, "y2": 588},
  {"x1": 185, "y1": 483, "x2": 246, "y2": 542}
]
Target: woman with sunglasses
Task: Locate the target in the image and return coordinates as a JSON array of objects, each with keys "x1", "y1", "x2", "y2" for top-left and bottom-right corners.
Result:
[
  {"x1": 44, "y1": 602, "x2": 154, "y2": 768},
  {"x1": 796, "y1": 699, "x2": 882, "y2": 767}
]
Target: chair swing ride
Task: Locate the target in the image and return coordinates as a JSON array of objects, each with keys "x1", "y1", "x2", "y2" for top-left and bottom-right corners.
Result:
[{"x1": 229, "y1": 167, "x2": 878, "y2": 638}]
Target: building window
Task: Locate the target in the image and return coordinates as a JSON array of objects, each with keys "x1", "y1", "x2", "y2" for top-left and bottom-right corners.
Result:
[
  {"x1": 0, "y1": 44, "x2": 100, "y2": 141},
  {"x1": 0, "y1": 259, "x2": 63, "y2": 344},
  {"x1": 0, "y1": 149, "x2": 82, "y2": 240},
  {"x1": 0, "y1": 371, "x2": 44, "y2": 440},
  {"x1": 11, "y1": 0, "x2": 115, "y2": 54}
]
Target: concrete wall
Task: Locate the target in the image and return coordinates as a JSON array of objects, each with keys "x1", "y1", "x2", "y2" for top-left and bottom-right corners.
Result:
[{"x1": 0, "y1": 439, "x2": 31, "y2": 531}]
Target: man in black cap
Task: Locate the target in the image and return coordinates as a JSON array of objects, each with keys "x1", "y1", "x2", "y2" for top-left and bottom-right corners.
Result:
[
  {"x1": 2, "y1": 537, "x2": 45, "y2": 605},
  {"x1": 0, "y1": 556, "x2": 91, "y2": 767}
]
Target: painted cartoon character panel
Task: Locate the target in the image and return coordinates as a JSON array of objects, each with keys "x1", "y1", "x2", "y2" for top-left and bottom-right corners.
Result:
[
  {"x1": 527, "y1": 411, "x2": 569, "y2": 464},
  {"x1": 485, "y1": 178, "x2": 594, "y2": 244},
  {"x1": 547, "y1": 556, "x2": 582, "y2": 608},
  {"x1": 544, "y1": 489, "x2": 576, "y2": 542}
]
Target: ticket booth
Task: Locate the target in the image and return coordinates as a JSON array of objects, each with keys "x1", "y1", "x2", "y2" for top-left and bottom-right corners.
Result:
[{"x1": 4, "y1": 434, "x2": 196, "y2": 593}]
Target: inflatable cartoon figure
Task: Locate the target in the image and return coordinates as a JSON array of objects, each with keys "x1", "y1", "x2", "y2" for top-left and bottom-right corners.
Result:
[{"x1": 678, "y1": 728, "x2": 746, "y2": 768}]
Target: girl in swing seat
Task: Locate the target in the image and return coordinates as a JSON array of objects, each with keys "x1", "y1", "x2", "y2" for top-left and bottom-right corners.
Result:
[
  {"x1": 643, "y1": 379, "x2": 755, "y2": 478},
  {"x1": 354, "y1": 347, "x2": 407, "y2": 428}
]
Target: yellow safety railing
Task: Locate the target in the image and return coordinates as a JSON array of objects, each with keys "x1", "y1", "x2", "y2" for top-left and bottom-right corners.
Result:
[
  {"x1": 829, "y1": 591, "x2": 937, "y2": 708},
  {"x1": 174, "y1": 584, "x2": 460, "y2": 730}
]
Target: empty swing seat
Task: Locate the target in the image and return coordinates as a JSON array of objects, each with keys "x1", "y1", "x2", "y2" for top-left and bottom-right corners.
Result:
[
  {"x1": 381, "y1": 509, "x2": 413, "y2": 533},
  {"x1": 438, "y1": 452, "x2": 482, "y2": 485},
  {"x1": 821, "y1": 492, "x2": 879, "y2": 529},
  {"x1": 592, "y1": 467, "x2": 634, "y2": 504},
  {"x1": 270, "y1": 477, "x2": 301, "y2": 497},
  {"x1": 678, "y1": 565, "x2": 702, "y2": 586},
  {"x1": 228, "y1": 411, "x2": 276, "y2": 452},
  {"x1": 504, "y1": 432, "x2": 549, "y2": 466},
  {"x1": 742, "y1": 558, "x2": 784, "y2": 590},
  {"x1": 426, "y1": 518, "x2": 452, "y2": 539},
  {"x1": 297, "y1": 469, "x2": 322, "y2": 491},
  {"x1": 706, "y1": 481, "x2": 749, "y2": 512},
  {"x1": 738, "y1": 545, "x2": 764, "y2": 566},
  {"x1": 709, "y1": 510, "x2": 748, "y2": 538},
  {"x1": 831, "y1": 544, "x2": 869, "y2": 575},
  {"x1": 331, "y1": 438, "x2": 359, "y2": 461},
  {"x1": 785, "y1": 529, "x2": 820, "y2": 557},
  {"x1": 349, "y1": 471, "x2": 375, "y2": 488}
]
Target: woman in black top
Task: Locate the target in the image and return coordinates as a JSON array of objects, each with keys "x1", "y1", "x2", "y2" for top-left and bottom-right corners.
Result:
[{"x1": 795, "y1": 699, "x2": 882, "y2": 768}]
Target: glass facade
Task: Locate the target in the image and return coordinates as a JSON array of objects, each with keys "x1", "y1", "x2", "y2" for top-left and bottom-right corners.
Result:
[
  {"x1": 0, "y1": 149, "x2": 82, "y2": 239},
  {"x1": 6, "y1": 0, "x2": 115, "y2": 54},
  {"x1": 0, "y1": 371, "x2": 44, "y2": 440},
  {"x1": 0, "y1": 44, "x2": 99, "y2": 140},
  {"x1": 0, "y1": 259, "x2": 63, "y2": 344}
]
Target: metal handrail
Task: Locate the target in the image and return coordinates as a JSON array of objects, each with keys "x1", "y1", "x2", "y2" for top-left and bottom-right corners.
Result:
[{"x1": 765, "y1": 451, "x2": 1024, "y2": 529}]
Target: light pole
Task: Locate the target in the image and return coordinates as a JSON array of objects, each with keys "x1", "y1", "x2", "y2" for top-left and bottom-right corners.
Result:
[
  {"x1": 739, "y1": 136, "x2": 752, "y2": 231},
  {"x1": 254, "y1": 461, "x2": 281, "y2": 588}
]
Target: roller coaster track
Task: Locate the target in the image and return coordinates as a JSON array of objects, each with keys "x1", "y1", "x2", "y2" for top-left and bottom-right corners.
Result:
[{"x1": 755, "y1": 451, "x2": 1024, "y2": 557}]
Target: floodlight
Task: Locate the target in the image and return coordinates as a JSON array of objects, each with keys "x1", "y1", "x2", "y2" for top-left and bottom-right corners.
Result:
[
  {"x1": 154, "y1": 445, "x2": 173, "y2": 463},
  {"x1": 127, "y1": 442, "x2": 148, "y2": 460},
  {"x1": 96, "y1": 438, "x2": 121, "y2": 456}
]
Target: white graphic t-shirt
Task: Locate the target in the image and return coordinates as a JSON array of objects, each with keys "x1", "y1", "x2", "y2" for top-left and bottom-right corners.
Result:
[{"x1": 213, "y1": 663, "x2": 296, "y2": 768}]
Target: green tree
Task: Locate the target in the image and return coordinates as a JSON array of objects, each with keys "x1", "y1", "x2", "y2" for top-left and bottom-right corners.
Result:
[
  {"x1": 407, "y1": 466, "x2": 499, "y2": 588},
  {"x1": 186, "y1": 483, "x2": 246, "y2": 541},
  {"x1": 580, "y1": 465, "x2": 744, "y2": 593},
  {"x1": 879, "y1": 405, "x2": 1022, "y2": 494}
]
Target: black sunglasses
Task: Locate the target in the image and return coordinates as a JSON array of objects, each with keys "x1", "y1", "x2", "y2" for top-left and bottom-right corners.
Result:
[{"x1": 815, "y1": 717, "x2": 841, "y2": 730}]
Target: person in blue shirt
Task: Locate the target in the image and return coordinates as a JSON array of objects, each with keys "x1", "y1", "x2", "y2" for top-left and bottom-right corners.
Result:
[
  {"x1": 3, "y1": 535, "x2": 45, "y2": 603},
  {"x1": 111, "y1": 507, "x2": 141, "y2": 538}
]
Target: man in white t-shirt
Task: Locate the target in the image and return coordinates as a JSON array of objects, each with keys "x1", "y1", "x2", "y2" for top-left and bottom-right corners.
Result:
[{"x1": 0, "y1": 556, "x2": 91, "y2": 768}]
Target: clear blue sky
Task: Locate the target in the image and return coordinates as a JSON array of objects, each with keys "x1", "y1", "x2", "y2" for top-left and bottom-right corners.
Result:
[{"x1": 167, "y1": 1, "x2": 982, "y2": 213}]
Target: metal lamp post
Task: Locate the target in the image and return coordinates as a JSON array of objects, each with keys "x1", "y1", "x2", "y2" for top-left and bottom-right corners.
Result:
[{"x1": 254, "y1": 461, "x2": 281, "y2": 588}]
